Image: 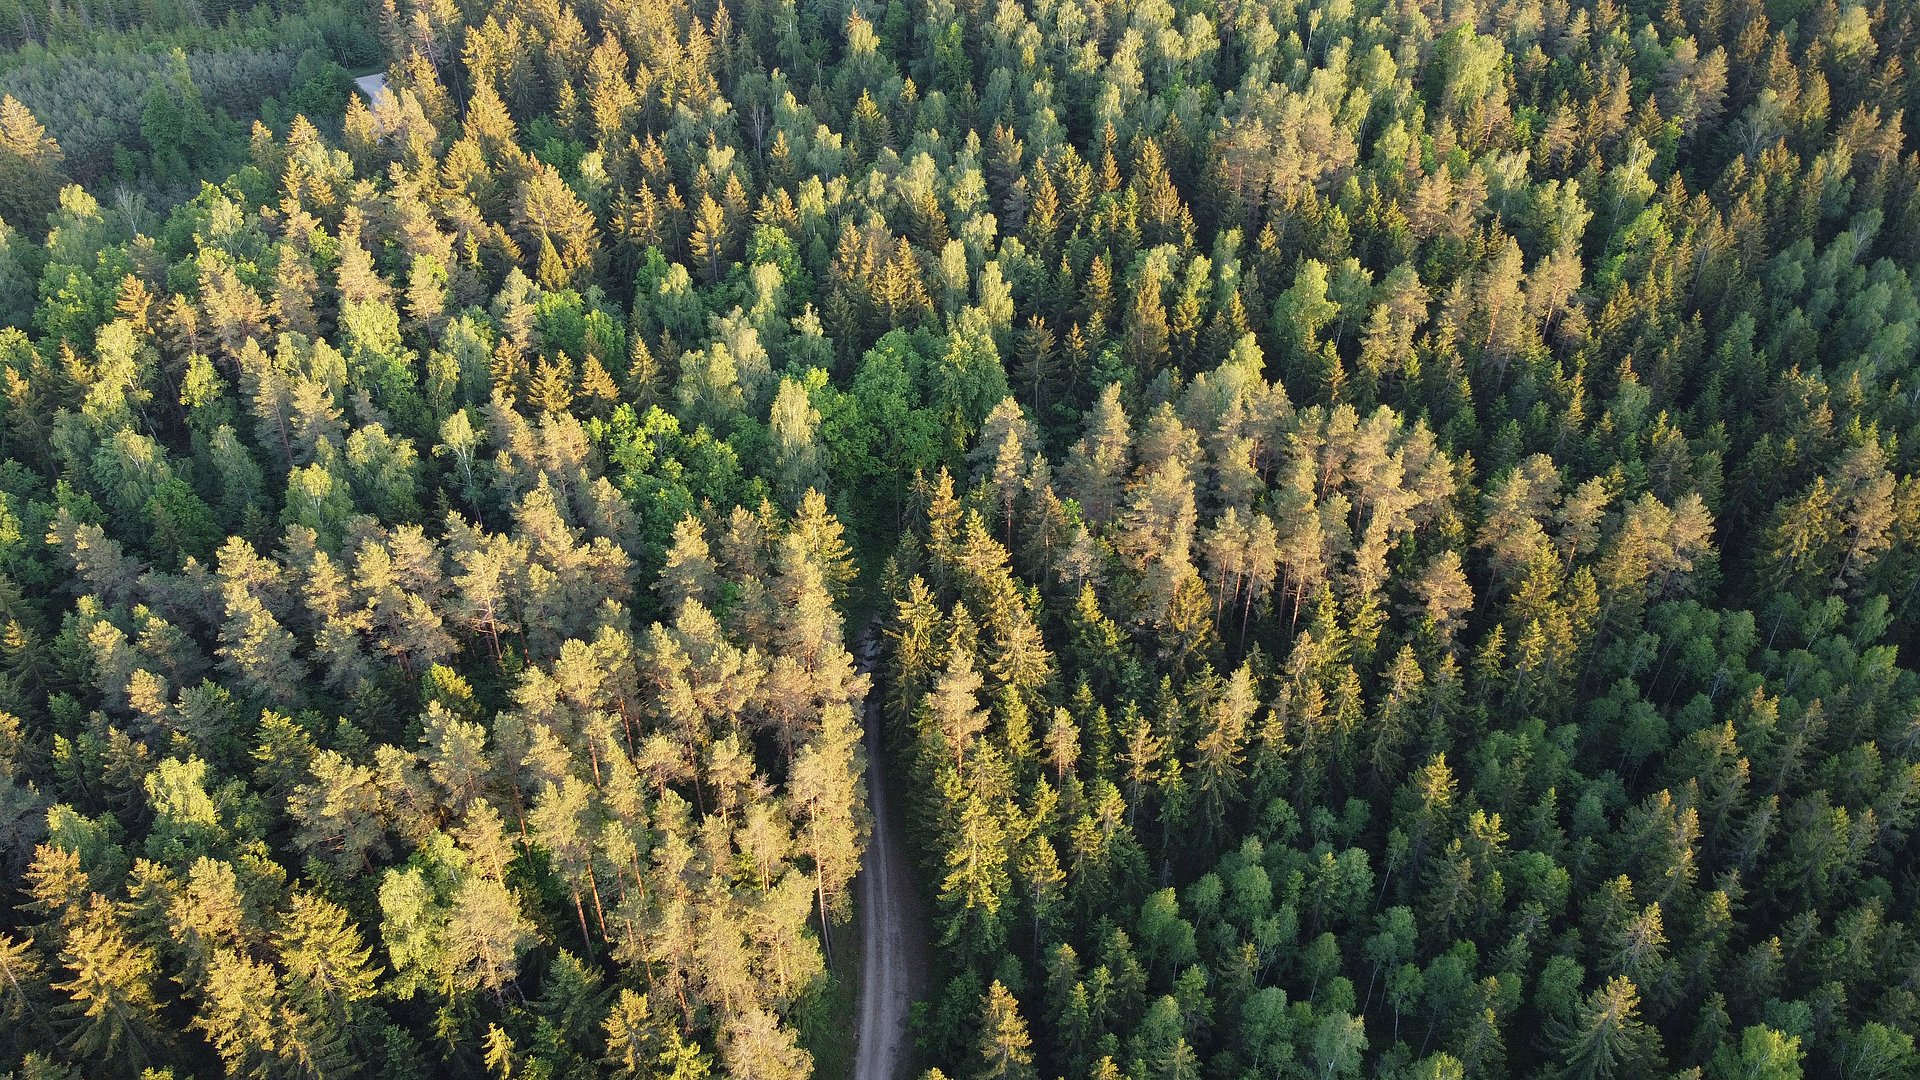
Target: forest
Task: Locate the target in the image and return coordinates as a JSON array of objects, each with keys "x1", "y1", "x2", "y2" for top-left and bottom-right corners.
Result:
[{"x1": 0, "y1": 0, "x2": 1918, "y2": 1077}]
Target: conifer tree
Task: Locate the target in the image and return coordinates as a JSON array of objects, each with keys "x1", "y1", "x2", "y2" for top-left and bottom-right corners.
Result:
[
  {"x1": 51, "y1": 896, "x2": 164, "y2": 1070},
  {"x1": 978, "y1": 980, "x2": 1036, "y2": 1080},
  {"x1": 1549, "y1": 976, "x2": 1663, "y2": 1080}
]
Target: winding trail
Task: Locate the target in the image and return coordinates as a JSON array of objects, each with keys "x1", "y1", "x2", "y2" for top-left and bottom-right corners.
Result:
[{"x1": 853, "y1": 629, "x2": 926, "y2": 1080}]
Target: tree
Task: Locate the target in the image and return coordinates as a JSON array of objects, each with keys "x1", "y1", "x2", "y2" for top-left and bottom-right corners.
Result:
[
  {"x1": 1193, "y1": 664, "x2": 1255, "y2": 842},
  {"x1": 978, "y1": 980, "x2": 1036, "y2": 1080},
  {"x1": 938, "y1": 785, "x2": 1011, "y2": 959},
  {"x1": 1274, "y1": 260, "x2": 1341, "y2": 394},
  {"x1": 1017, "y1": 834, "x2": 1065, "y2": 952},
  {"x1": 690, "y1": 193, "x2": 732, "y2": 286},
  {"x1": 275, "y1": 891, "x2": 380, "y2": 1038},
  {"x1": 1709, "y1": 1026, "x2": 1803, "y2": 1080},
  {"x1": 1014, "y1": 315, "x2": 1057, "y2": 416},
  {"x1": 604, "y1": 987, "x2": 712, "y2": 1078},
  {"x1": 1124, "y1": 267, "x2": 1171, "y2": 376},
  {"x1": 1606, "y1": 901, "x2": 1667, "y2": 989},
  {"x1": 0, "y1": 932, "x2": 44, "y2": 1029},
  {"x1": 1312, "y1": 1010, "x2": 1368, "y2": 1080},
  {"x1": 1411, "y1": 551, "x2": 1474, "y2": 648},
  {"x1": 1836, "y1": 1023, "x2": 1916, "y2": 1080},
  {"x1": 659, "y1": 515, "x2": 720, "y2": 612},
  {"x1": 790, "y1": 702, "x2": 865, "y2": 944},
  {"x1": 193, "y1": 948, "x2": 335, "y2": 1078},
  {"x1": 290, "y1": 750, "x2": 389, "y2": 873},
  {"x1": 769, "y1": 375, "x2": 827, "y2": 507},
  {"x1": 51, "y1": 895, "x2": 165, "y2": 1070},
  {"x1": 448, "y1": 872, "x2": 537, "y2": 997},
  {"x1": 517, "y1": 165, "x2": 601, "y2": 290},
  {"x1": 720, "y1": 1006, "x2": 810, "y2": 1080},
  {"x1": 927, "y1": 617, "x2": 991, "y2": 769},
  {"x1": 1549, "y1": 976, "x2": 1663, "y2": 1080},
  {"x1": 529, "y1": 775, "x2": 605, "y2": 948},
  {"x1": 0, "y1": 96, "x2": 67, "y2": 235},
  {"x1": 138, "y1": 49, "x2": 234, "y2": 184},
  {"x1": 218, "y1": 584, "x2": 306, "y2": 707},
  {"x1": 381, "y1": 833, "x2": 535, "y2": 1004}
]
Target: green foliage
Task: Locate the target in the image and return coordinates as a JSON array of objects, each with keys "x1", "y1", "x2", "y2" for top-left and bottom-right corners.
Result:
[
  {"x1": 0, "y1": 0, "x2": 1917, "y2": 1077},
  {"x1": 0, "y1": 1, "x2": 375, "y2": 188}
]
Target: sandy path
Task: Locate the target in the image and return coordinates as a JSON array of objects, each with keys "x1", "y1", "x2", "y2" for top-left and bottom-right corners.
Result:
[
  {"x1": 853, "y1": 630, "x2": 925, "y2": 1080},
  {"x1": 353, "y1": 72, "x2": 389, "y2": 109}
]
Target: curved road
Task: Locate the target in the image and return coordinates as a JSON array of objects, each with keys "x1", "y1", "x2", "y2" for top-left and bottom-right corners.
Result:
[{"x1": 853, "y1": 630, "x2": 924, "y2": 1080}]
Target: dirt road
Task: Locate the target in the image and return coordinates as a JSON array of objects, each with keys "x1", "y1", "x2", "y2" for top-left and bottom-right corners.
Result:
[
  {"x1": 853, "y1": 630, "x2": 924, "y2": 1080},
  {"x1": 352, "y1": 72, "x2": 389, "y2": 109}
]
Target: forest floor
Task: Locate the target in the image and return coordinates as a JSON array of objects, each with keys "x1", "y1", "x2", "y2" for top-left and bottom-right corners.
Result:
[{"x1": 853, "y1": 627, "x2": 927, "y2": 1080}]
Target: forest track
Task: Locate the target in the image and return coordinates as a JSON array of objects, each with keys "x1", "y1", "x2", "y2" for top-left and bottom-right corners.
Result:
[
  {"x1": 853, "y1": 628, "x2": 924, "y2": 1080},
  {"x1": 353, "y1": 72, "x2": 389, "y2": 109}
]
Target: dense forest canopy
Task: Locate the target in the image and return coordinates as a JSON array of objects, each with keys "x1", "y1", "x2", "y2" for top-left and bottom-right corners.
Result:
[
  {"x1": 0, "y1": 0, "x2": 1918, "y2": 1077},
  {"x1": 0, "y1": 0, "x2": 380, "y2": 191}
]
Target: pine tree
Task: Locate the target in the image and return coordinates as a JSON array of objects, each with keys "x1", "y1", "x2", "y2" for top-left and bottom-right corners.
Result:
[
  {"x1": 790, "y1": 701, "x2": 865, "y2": 937},
  {"x1": 720, "y1": 1006, "x2": 811, "y2": 1080}
]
